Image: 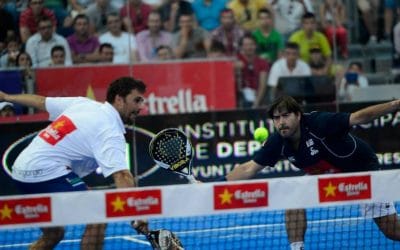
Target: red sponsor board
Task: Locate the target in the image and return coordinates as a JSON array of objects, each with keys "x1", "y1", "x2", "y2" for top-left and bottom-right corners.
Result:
[
  {"x1": 39, "y1": 115, "x2": 77, "y2": 145},
  {"x1": 318, "y1": 175, "x2": 372, "y2": 202},
  {"x1": 0, "y1": 197, "x2": 51, "y2": 225},
  {"x1": 106, "y1": 190, "x2": 162, "y2": 217},
  {"x1": 36, "y1": 61, "x2": 236, "y2": 115},
  {"x1": 214, "y1": 182, "x2": 268, "y2": 210}
]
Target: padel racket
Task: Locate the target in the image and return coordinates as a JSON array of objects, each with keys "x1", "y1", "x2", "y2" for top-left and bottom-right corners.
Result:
[{"x1": 149, "y1": 128, "x2": 196, "y2": 183}]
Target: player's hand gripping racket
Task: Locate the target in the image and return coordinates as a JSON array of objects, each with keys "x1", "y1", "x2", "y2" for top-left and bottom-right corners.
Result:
[{"x1": 149, "y1": 128, "x2": 197, "y2": 183}]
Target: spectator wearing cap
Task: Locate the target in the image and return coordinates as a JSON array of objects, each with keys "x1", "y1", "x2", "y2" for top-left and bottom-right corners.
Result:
[
  {"x1": 19, "y1": 0, "x2": 57, "y2": 43},
  {"x1": 289, "y1": 12, "x2": 332, "y2": 74},
  {"x1": 0, "y1": 102, "x2": 15, "y2": 117},
  {"x1": 25, "y1": 16, "x2": 72, "y2": 67},
  {"x1": 211, "y1": 8, "x2": 245, "y2": 56},
  {"x1": 67, "y1": 14, "x2": 100, "y2": 64}
]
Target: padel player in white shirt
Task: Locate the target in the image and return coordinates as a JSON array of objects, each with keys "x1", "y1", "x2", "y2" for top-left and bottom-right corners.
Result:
[{"x1": 0, "y1": 76, "x2": 146, "y2": 249}]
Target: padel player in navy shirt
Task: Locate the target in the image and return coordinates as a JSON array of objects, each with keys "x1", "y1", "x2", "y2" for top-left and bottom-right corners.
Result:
[{"x1": 224, "y1": 95, "x2": 400, "y2": 250}]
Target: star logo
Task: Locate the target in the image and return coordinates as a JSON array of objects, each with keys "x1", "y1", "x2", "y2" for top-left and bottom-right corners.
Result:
[
  {"x1": 323, "y1": 181, "x2": 337, "y2": 197},
  {"x1": 111, "y1": 196, "x2": 126, "y2": 212},
  {"x1": 0, "y1": 204, "x2": 13, "y2": 220},
  {"x1": 219, "y1": 189, "x2": 233, "y2": 205},
  {"x1": 52, "y1": 120, "x2": 65, "y2": 129}
]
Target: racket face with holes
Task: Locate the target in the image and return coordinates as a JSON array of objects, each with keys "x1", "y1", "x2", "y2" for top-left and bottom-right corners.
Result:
[{"x1": 149, "y1": 128, "x2": 193, "y2": 174}]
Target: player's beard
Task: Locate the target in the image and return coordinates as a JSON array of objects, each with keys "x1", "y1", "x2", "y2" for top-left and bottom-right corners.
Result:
[
  {"x1": 122, "y1": 111, "x2": 139, "y2": 125},
  {"x1": 278, "y1": 125, "x2": 294, "y2": 138}
]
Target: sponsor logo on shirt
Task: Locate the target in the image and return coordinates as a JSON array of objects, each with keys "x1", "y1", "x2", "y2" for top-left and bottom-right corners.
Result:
[
  {"x1": 318, "y1": 175, "x2": 371, "y2": 202},
  {"x1": 214, "y1": 182, "x2": 268, "y2": 210},
  {"x1": 306, "y1": 139, "x2": 319, "y2": 156},
  {"x1": 39, "y1": 115, "x2": 77, "y2": 145},
  {"x1": 0, "y1": 197, "x2": 51, "y2": 225},
  {"x1": 106, "y1": 190, "x2": 162, "y2": 217}
]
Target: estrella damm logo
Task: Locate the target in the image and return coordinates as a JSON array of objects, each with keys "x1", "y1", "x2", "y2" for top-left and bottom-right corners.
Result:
[
  {"x1": 318, "y1": 175, "x2": 371, "y2": 202},
  {"x1": 106, "y1": 190, "x2": 162, "y2": 218},
  {"x1": 39, "y1": 115, "x2": 77, "y2": 145},
  {"x1": 0, "y1": 197, "x2": 52, "y2": 225},
  {"x1": 214, "y1": 182, "x2": 268, "y2": 210}
]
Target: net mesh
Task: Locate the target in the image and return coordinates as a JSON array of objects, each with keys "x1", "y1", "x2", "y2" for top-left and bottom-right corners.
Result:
[{"x1": 1, "y1": 170, "x2": 400, "y2": 250}]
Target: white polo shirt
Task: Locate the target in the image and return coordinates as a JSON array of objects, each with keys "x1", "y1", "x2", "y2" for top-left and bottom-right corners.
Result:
[
  {"x1": 12, "y1": 97, "x2": 128, "y2": 183},
  {"x1": 267, "y1": 58, "x2": 312, "y2": 87}
]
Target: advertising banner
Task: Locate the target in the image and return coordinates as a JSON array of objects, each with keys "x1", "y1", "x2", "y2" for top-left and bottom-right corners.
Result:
[
  {"x1": 1, "y1": 103, "x2": 399, "y2": 195},
  {"x1": 35, "y1": 60, "x2": 236, "y2": 115}
]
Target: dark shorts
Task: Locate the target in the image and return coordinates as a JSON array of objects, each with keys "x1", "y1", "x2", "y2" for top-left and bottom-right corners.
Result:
[{"x1": 14, "y1": 172, "x2": 88, "y2": 194}]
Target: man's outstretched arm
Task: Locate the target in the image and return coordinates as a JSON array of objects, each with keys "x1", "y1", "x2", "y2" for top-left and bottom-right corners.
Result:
[
  {"x1": 349, "y1": 99, "x2": 400, "y2": 126},
  {"x1": 0, "y1": 91, "x2": 46, "y2": 111},
  {"x1": 226, "y1": 160, "x2": 265, "y2": 181}
]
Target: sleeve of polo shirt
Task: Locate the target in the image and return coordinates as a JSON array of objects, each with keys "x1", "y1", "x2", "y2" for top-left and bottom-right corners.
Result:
[
  {"x1": 267, "y1": 61, "x2": 280, "y2": 87},
  {"x1": 45, "y1": 97, "x2": 83, "y2": 121},
  {"x1": 319, "y1": 33, "x2": 332, "y2": 57},
  {"x1": 93, "y1": 134, "x2": 128, "y2": 178},
  {"x1": 308, "y1": 112, "x2": 350, "y2": 138},
  {"x1": 253, "y1": 133, "x2": 283, "y2": 167}
]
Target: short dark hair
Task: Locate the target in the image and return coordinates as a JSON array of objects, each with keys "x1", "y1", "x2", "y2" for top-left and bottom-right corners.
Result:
[
  {"x1": 73, "y1": 14, "x2": 89, "y2": 26},
  {"x1": 239, "y1": 34, "x2": 256, "y2": 47},
  {"x1": 156, "y1": 45, "x2": 172, "y2": 53},
  {"x1": 99, "y1": 43, "x2": 113, "y2": 52},
  {"x1": 51, "y1": 45, "x2": 65, "y2": 56},
  {"x1": 349, "y1": 61, "x2": 363, "y2": 70},
  {"x1": 267, "y1": 95, "x2": 303, "y2": 118},
  {"x1": 258, "y1": 8, "x2": 272, "y2": 17},
  {"x1": 220, "y1": 8, "x2": 233, "y2": 16},
  {"x1": 302, "y1": 12, "x2": 315, "y2": 20},
  {"x1": 106, "y1": 77, "x2": 146, "y2": 103},
  {"x1": 285, "y1": 42, "x2": 299, "y2": 50},
  {"x1": 38, "y1": 16, "x2": 53, "y2": 25}
]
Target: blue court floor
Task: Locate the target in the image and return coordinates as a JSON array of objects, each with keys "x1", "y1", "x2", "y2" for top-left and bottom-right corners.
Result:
[{"x1": 1, "y1": 203, "x2": 400, "y2": 250}]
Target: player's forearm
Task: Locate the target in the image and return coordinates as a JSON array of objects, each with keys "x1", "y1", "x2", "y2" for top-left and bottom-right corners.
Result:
[
  {"x1": 226, "y1": 161, "x2": 263, "y2": 181},
  {"x1": 350, "y1": 100, "x2": 400, "y2": 126},
  {"x1": 113, "y1": 169, "x2": 135, "y2": 188},
  {"x1": 3, "y1": 93, "x2": 46, "y2": 111}
]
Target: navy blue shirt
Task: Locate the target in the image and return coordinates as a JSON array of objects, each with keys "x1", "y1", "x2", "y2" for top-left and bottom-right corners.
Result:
[{"x1": 254, "y1": 112, "x2": 380, "y2": 175}]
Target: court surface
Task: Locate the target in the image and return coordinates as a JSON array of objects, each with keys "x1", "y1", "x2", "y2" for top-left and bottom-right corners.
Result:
[{"x1": 1, "y1": 203, "x2": 400, "y2": 250}]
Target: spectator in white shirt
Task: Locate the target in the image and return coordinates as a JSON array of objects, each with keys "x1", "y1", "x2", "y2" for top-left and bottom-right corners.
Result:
[
  {"x1": 99, "y1": 13, "x2": 138, "y2": 64},
  {"x1": 267, "y1": 42, "x2": 311, "y2": 99},
  {"x1": 25, "y1": 16, "x2": 72, "y2": 67}
]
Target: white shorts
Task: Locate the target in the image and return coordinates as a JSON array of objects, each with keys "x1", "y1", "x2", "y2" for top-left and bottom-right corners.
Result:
[{"x1": 359, "y1": 202, "x2": 397, "y2": 219}]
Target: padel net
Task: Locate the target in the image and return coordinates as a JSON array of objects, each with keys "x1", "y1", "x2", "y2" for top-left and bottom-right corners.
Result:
[{"x1": 1, "y1": 170, "x2": 400, "y2": 249}]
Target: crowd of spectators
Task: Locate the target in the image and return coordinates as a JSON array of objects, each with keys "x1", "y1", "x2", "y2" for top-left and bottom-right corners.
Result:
[{"x1": 0, "y1": 0, "x2": 397, "y2": 109}]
